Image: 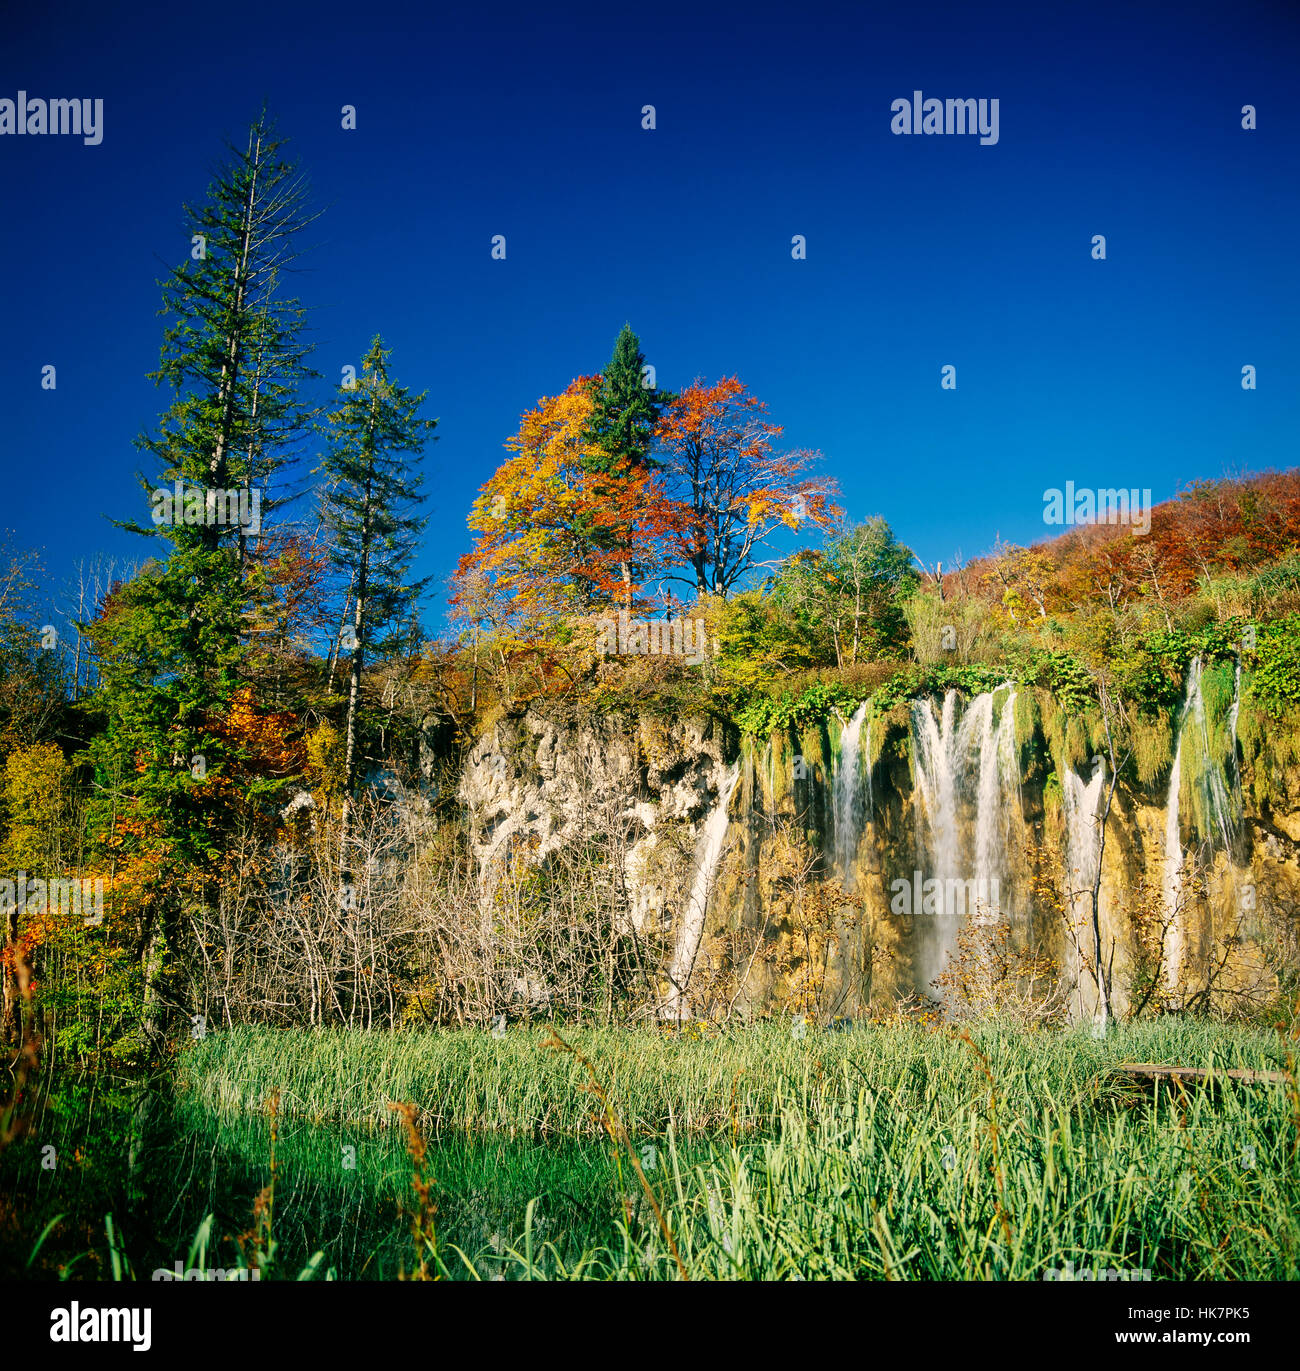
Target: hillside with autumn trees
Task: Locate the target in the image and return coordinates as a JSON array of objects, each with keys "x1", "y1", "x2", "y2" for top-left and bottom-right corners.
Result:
[
  {"x1": 9, "y1": 0, "x2": 1300, "y2": 1305},
  {"x1": 0, "y1": 113, "x2": 1298, "y2": 1069},
  {"x1": 449, "y1": 445, "x2": 1300, "y2": 740}
]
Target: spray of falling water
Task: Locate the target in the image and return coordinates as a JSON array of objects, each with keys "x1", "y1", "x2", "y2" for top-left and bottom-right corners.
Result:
[
  {"x1": 1063, "y1": 757, "x2": 1106, "y2": 1018},
  {"x1": 1163, "y1": 656, "x2": 1240, "y2": 992},
  {"x1": 909, "y1": 686, "x2": 1020, "y2": 997},
  {"x1": 664, "y1": 763, "x2": 741, "y2": 1019},
  {"x1": 833, "y1": 703, "x2": 869, "y2": 885}
]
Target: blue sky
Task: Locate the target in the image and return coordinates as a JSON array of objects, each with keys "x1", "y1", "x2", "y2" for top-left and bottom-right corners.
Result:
[{"x1": 3, "y1": 0, "x2": 1297, "y2": 632}]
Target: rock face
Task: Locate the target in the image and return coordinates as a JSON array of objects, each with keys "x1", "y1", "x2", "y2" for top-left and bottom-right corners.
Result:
[
  {"x1": 460, "y1": 707, "x2": 735, "y2": 927},
  {"x1": 459, "y1": 664, "x2": 1300, "y2": 1022}
]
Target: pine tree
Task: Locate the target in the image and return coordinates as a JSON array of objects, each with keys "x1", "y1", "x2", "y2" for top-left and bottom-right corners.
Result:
[
  {"x1": 131, "y1": 110, "x2": 316, "y2": 556},
  {"x1": 582, "y1": 324, "x2": 668, "y2": 473},
  {"x1": 84, "y1": 113, "x2": 316, "y2": 1040},
  {"x1": 581, "y1": 324, "x2": 673, "y2": 606},
  {"x1": 95, "y1": 112, "x2": 316, "y2": 851},
  {"x1": 319, "y1": 337, "x2": 436, "y2": 878}
]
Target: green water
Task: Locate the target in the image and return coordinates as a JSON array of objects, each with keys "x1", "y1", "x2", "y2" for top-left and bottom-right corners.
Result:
[{"x1": 1, "y1": 1075, "x2": 643, "y2": 1279}]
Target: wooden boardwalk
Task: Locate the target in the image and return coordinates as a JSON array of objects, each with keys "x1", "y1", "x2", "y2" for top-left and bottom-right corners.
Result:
[{"x1": 1120, "y1": 1063, "x2": 1290, "y2": 1085}]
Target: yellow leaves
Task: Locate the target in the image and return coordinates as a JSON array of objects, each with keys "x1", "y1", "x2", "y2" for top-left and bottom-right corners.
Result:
[
  {"x1": 1, "y1": 742, "x2": 68, "y2": 870},
  {"x1": 454, "y1": 376, "x2": 681, "y2": 641},
  {"x1": 304, "y1": 721, "x2": 345, "y2": 811},
  {"x1": 221, "y1": 687, "x2": 300, "y2": 777}
]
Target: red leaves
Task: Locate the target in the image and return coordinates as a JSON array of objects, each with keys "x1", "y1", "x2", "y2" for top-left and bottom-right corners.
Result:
[
  {"x1": 452, "y1": 379, "x2": 682, "y2": 639},
  {"x1": 658, "y1": 377, "x2": 839, "y2": 595},
  {"x1": 452, "y1": 370, "x2": 841, "y2": 643}
]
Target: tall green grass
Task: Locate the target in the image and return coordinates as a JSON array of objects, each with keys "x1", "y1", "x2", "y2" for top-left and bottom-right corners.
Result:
[
  {"x1": 12, "y1": 1022, "x2": 1298, "y2": 1280},
  {"x1": 180, "y1": 1019, "x2": 1294, "y2": 1137},
  {"x1": 529, "y1": 1057, "x2": 1299, "y2": 1279},
  {"x1": 177, "y1": 1020, "x2": 1300, "y2": 1279}
]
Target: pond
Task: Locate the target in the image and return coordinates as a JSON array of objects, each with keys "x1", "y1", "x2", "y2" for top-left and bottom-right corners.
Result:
[{"x1": 1, "y1": 1074, "x2": 658, "y2": 1279}]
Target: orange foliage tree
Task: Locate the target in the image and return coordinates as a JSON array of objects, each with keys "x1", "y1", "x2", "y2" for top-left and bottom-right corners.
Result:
[
  {"x1": 657, "y1": 377, "x2": 838, "y2": 597},
  {"x1": 451, "y1": 378, "x2": 682, "y2": 655}
]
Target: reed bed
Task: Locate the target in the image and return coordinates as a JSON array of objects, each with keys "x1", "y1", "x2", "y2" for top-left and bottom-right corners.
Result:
[
  {"x1": 180, "y1": 1019, "x2": 1294, "y2": 1138},
  {"x1": 13, "y1": 1019, "x2": 1297, "y2": 1280}
]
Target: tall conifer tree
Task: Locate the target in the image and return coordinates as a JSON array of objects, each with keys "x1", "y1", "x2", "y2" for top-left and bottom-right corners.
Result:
[
  {"x1": 319, "y1": 337, "x2": 436, "y2": 878},
  {"x1": 86, "y1": 113, "x2": 315, "y2": 1036},
  {"x1": 582, "y1": 324, "x2": 672, "y2": 606}
]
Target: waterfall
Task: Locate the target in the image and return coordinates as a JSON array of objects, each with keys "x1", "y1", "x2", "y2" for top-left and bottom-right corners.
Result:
[
  {"x1": 863, "y1": 716, "x2": 874, "y2": 821},
  {"x1": 909, "y1": 684, "x2": 1019, "y2": 995},
  {"x1": 1227, "y1": 661, "x2": 1242, "y2": 758},
  {"x1": 1163, "y1": 721, "x2": 1186, "y2": 992},
  {"x1": 1163, "y1": 656, "x2": 1238, "y2": 991},
  {"x1": 974, "y1": 687, "x2": 1019, "y2": 894},
  {"x1": 909, "y1": 690, "x2": 961, "y2": 996},
  {"x1": 911, "y1": 690, "x2": 960, "y2": 882},
  {"x1": 664, "y1": 763, "x2": 741, "y2": 1019},
  {"x1": 1063, "y1": 758, "x2": 1106, "y2": 1017},
  {"x1": 1227, "y1": 660, "x2": 1244, "y2": 816},
  {"x1": 757, "y1": 740, "x2": 775, "y2": 813},
  {"x1": 833, "y1": 703, "x2": 869, "y2": 884},
  {"x1": 1191, "y1": 663, "x2": 1236, "y2": 854}
]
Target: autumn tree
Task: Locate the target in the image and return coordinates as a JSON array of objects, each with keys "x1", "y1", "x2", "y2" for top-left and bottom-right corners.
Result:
[
  {"x1": 452, "y1": 378, "x2": 679, "y2": 669},
  {"x1": 0, "y1": 742, "x2": 69, "y2": 1045},
  {"x1": 658, "y1": 377, "x2": 837, "y2": 597},
  {"x1": 243, "y1": 530, "x2": 333, "y2": 710},
  {"x1": 982, "y1": 539, "x2": 1056, "y2": 624},
  {"x1": 0, "y1": 620, "x2": 66, "y2": 763}
]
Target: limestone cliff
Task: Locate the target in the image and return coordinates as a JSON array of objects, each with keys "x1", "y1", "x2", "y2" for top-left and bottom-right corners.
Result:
[{"x1": 458, "y1": 663, "x2": 1300, "y2": 1022}]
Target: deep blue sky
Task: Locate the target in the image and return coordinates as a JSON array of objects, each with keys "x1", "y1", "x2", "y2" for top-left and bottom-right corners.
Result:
[{"x1": 3, "y1": 0, "x2": 1298, "y2": 634}]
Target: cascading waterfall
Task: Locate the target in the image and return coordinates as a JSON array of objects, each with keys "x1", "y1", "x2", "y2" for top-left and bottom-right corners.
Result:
[
  {"x1": 911, "y1": 690, "x2": 960, "y2": 882},
  {"x1": 1163, "y1": 657, "x2": 1239, "y2": 992},
  {"x1": 1227, "y1": 660, "x2": 1244, "y2": 814},
  {"x1": 833, "y1": 703, "x2": 869, "y2": 884},
  {"x1": 909, "y1": 684, "x2": 1020, "y2": 995},
  {"x1": 1227, "y1": 661, "x2": 1242, "y2": 756},
  {"x1": 1063, "y1": 758, "x2": 1106, "y2": 1017},
  {"x1": 909, "y1": 691, "x2": 962, "y2": 995},
  {"x1": 1163, "y1": 722, "x2": 1187, "y2": 991},
  {"x1": 759, "y1": 739, "x2": 776, "y2": 813},
  {"x1": 664, "y1": 763, "x2": 741, "y2": 1019},
  {"x1": 863, "y1": 716, "x2": 874, "y2": 821},
  {"x1": 1194, "y1": 668, "x2": 1237, "y2": 855},
  {"x1": 974, "y1": 686, "x2": 1020, "y2": 894}
]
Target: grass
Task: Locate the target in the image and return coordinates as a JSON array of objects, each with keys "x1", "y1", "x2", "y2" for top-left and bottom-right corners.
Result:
[
  {"x1": 3, "y1": 1080, "x2": 632, "y2": 1280},
  {"x1": 569, "y1": 1060, "x2": 1299, "y2": 1280},
  {"x1": 179, "y1": 1018, "x2": 1294, "y2": 1137},
  {"x1": 7, "y1": 1018, "x2": 1299, "y2": 1280}
]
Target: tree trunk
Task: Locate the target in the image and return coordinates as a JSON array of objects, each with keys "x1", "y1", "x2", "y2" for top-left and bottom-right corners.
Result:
[
  {"x1": 2, "y1": 898, "x2": 20, "y2": 1047},
  {"x1": 339, "y1": 586, "x2": 365, "y2": 886}
]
